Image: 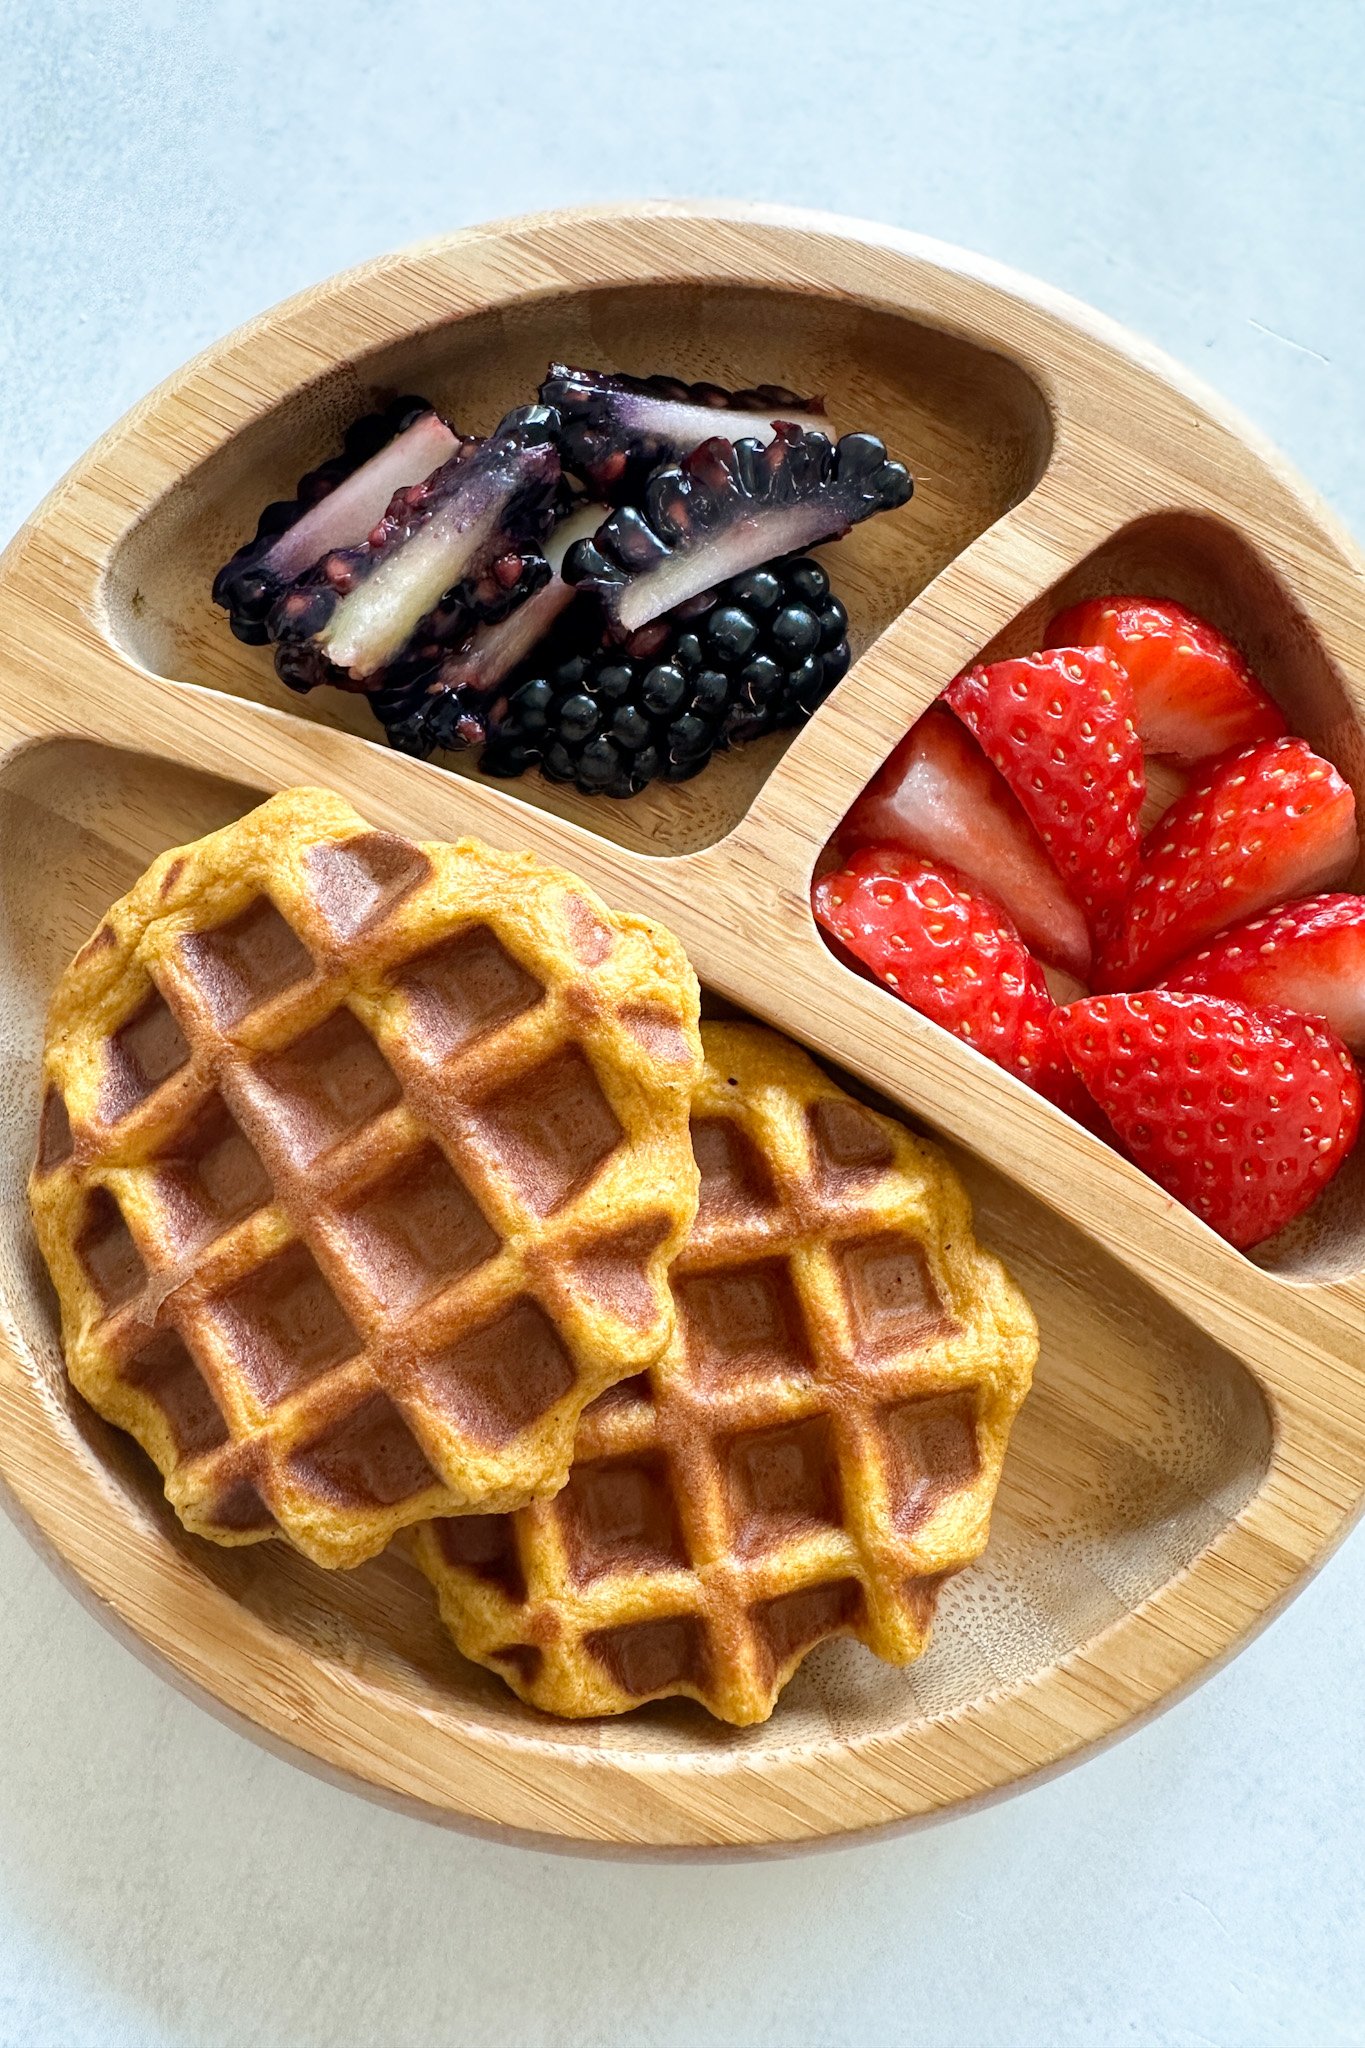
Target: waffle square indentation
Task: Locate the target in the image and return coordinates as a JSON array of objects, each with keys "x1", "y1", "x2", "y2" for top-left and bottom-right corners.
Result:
[
  {"x1": 306, "y1": 831, "x2": 433, "y2": 942},
  {"x1": 558, "y1": 1454, "x2": 686, "y2": 1583},
  {"x1": 78, "y1": 1187, "x2": 146, "y2": 1309},
  {"x1": 881, "y1": 1393, "x2": 980, "y2": 1533},
  {"x1": 416, "y1": 1296, "x2": 574, "y2": 1446},
  {"x1": 122, "y1": 1329, "x2": 228, "y2": 1458},
  {"x1": 722, "y1": 1416, "x2": 842, "y2": 1555},
  {"x1": 395, "y1": 925, "x2": 543, "y2": 1060},
  {"x1": 563, "y1": 893, "x2": 615, "y2": 966},
  {"x1": 180, "y1": 898, "x2": 313, "y2": 1025},
  {"x1": 153, "y1": 1094, "x2": 272, "y2": 1251},
  {"x1": 586, "y1": 1614, "x2": 706, "y2": 1699},
  {"x1": 580, "y1": 1371, "x2": 655, "y2": 1423},
  {"x1": 836, "y1": 1234, "x2": 953, "y2": 1359},
  {"x1": 691, "y1": 1117, "x2": 779, "y2": 1225},
  {"x1": 247, "y1": 1008, "x2": 401, "y2": 1166},
  {"x1": 491, "y1": 1643, "x2": 543, "y2": 1685},
  {"x1": 102, "y1": 990, "x2": 189, "y2": 1121},
  {"x1": 620, "y1": 1006, "x2": 694, "y2": 1067},
  {"x1": 475, "y1": 1048, "x2": 621, "y2": 1215},
  {"x1": 286, "y1": 1392, "x2": 437, "y2": 1508},
  {"x1": 435, "y1": 1514, "x2": 526, "y2": 1601},
  {"x1": 208, "y1": 1240, "x2": 359, "y2": 1408},
  {"x1": 674, "y1": 1259, "x2": 811, "y2": 1384},
  {"x1": 336, "y1": 1144, "x2": 498, "y2": 1311},
  {"x1": 204, "y1": 1474, "x2": 273, "y2": 1532},
  {"x1": 806, "y1": 1097, "x2": 895, "y2": 1187},
  {"x1": 751, "y1": 1578, "x2": 864, "y2": 1676},
  {"x1": 568, "y1": 1222, "x2": 668, "y2": 1330},
  {"x1": 37, "y1": 1088, "x2": 73, "y2": 1172}
]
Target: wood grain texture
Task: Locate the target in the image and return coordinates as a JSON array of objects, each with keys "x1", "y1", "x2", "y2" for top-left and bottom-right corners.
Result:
[{"x1": 0, "y1": 202, "x2": 1362, "y2": 1852}]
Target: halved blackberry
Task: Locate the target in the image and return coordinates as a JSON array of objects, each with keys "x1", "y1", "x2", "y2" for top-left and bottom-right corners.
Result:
[
  {"x1": 540, "y1": 365, "x2": 828, "y2": 502},
  {"x1": 367, "y1": 498, "x2": 606, "y2": 760},
  {"x1": 478, "y1": 554, "x2": 851, "y2": 798},
  {"x1": 563, "y1": 424, "x2": 910, "y2": 633},
  {"x1": 212, "y1": 399, "x2": 460, "y2": 644},
  {"x1": 270, "y1": 405, "x2": 562, "y2": 694}
]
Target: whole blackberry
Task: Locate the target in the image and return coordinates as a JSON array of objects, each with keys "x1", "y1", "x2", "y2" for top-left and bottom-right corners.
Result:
[{"x1": 479, "y1": 555, "x2": 850, "y2": 798}]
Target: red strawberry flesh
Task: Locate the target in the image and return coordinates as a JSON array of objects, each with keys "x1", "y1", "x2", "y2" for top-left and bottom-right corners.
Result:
[
  {"x1": 812, "y1": 845, "x2": 1081, "y2": 1110},
  {"x1": 1160, "y1": 892, "x2": 1365, "y2": 1054},
  {"x1": 1045, "y1": 595, "x2": 1286, "y2": 765},
  {"x1": 841, "y1": 707, "x2": 1092, "y2": 979},
  {"x1": 1057, "y1": 991, "x2": 1361, "y2": 1249},
  {"x1": 944, "y1": 646, "x2": 1144, "y2": 944},
  {"x1": 1098, "y1": 736, "x2": 1358, "y2": 990}
]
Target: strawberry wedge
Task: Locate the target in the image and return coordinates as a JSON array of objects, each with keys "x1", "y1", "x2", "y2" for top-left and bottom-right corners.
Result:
[
  {"x1": 1097, "y1": 736, "x2": 1358, "y2": 990},
  {"x1": 840, "y1": 707, "x2": 1092, "y2": 979},
  {"x1": 1057, "y1": 991, "x2": 1361, "y2": 1249},
  {"x1": 1160, "y1": 893, "x2": 1365, "y2": 1053},
  {"x1": 1045, "y1": 596, "x2": 1286, "y2": 765},
  {"x1": 944, "y1": 647, "x2": 1144, "y2": 945},
  {"x1": 812, "y1": 845, "x2": 1082, "y2": 1110}
]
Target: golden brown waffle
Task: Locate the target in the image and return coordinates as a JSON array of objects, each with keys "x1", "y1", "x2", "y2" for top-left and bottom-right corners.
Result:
[
  {"x1": 29, "y1": 788, "x2": 702, "y2": 1568},
  {"x1": 414, "y1": 1021, "x2": 1037, "y2": 1724}
]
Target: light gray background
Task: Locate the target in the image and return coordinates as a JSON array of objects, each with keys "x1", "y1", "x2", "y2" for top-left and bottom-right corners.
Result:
[{"x1": 2, "y1": 3, "x2": 1363, "y2": 2043}]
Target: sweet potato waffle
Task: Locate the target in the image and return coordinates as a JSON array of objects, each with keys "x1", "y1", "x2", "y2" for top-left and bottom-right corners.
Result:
[
  {"x1": 29, "y1": 788, "x2": 702, "y2": 1567},
  {"x1": 415, "y1": 1022, "x2": 1037, "y2": 1723}
]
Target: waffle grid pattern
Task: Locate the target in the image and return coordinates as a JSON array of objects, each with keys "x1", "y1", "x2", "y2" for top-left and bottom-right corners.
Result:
[
  {"x1": 415, "y1": 1023, "x2": 1038, "y2": 1724},
  {"x1": 30, "y1": 789, "x2": 702, "y2": 1567}
]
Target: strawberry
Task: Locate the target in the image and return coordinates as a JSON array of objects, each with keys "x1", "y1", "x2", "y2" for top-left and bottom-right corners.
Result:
[
  {"x1": 1097, "y1": 736, "x2": 1358, "y2": 990},
  {"x1": 943, "y1": 647, "x2": 1144, "y2": 943},
  {"x1": 841, "y1": 707, "x2": 1092, "y2": 979},
  {"x1": 1056, "y1": 992, "x2": 1361, "y2": 1248},
  {"x1": 1045, "y1": 596, "x2": 1286, "y2": 765},
  {"x1": 1160, "y1": 893, "x2": 1365, "y2": 1054},
  {"x1": 812, "y1": 845, "x2": 1080, "y2": 1109}
]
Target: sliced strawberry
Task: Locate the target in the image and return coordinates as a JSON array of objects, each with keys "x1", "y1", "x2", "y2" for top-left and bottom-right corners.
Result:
[
  {"x1": 1097, "y1": 736, "x2": 1358, "y2": 990},
  {"x1": 1056, "y1": 991, "x2": 1361, "y2": 1249},
  {"x1": 812, "y1": 845, "x2": 1080, "y2": 1109},
  {"x1": 944, "y1": 647, "x2": 1144, "y2": 943},
  {"x1": 840, "y1": 707, "x2": 1092, "y2": 979},
  {"x1": 1160, "y1": 893, "x2": 1365, "y2": 1053},
  {"x1": 1044, "y1": 595, "x2": 1286, "y2": 766}
]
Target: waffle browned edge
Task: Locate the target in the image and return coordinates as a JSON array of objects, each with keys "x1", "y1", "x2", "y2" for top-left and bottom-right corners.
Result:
[
  {"x1": 413, "y1": 1021, "x2": 1039, "y2": 1725},
  {"x1": 28, "y1": 787, "x2": 703, "y2": 1567}
]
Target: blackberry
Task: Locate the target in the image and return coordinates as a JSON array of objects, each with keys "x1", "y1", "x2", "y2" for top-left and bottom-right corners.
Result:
[
  {"x1": 212, "y1": 374, "x2": 895, "y2": 802},
  {"x1": 564, "y1": 424, "x2": 911, "y2": 633},
  {"x1": 479, "y1": 554, "x2": 854, "y2": 798},
  {"x1": 540, "y1": 365, "x2": 828, "y2": 502},
  {"x1": 269, "y1": 406, "x2": 562, "y2": 696},
  {"x1": 419, "y1": 499, "x2": 604, "y2": 707},
  {"x1": 211, "y1": 398, "x2": 460, "y2": 645}
]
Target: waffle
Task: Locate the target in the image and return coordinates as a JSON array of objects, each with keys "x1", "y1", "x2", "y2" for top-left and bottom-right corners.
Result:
[
  {"x1": 29, "y1": 788, "x2": 702, "y2": 1568},
  {"x1": 414, "y1": 1022, "x2": 1038, "y2": 1724}
]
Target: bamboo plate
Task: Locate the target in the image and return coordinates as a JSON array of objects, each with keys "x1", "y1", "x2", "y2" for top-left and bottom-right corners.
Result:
[{"x1": 1, "y1": 202, "x2": 1363, "y2": 1855}]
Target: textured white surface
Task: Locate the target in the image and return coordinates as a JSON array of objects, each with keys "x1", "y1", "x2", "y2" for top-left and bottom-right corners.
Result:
[{"x1": 3, "y1": 3, "x2": 1365, "y2": 2042}]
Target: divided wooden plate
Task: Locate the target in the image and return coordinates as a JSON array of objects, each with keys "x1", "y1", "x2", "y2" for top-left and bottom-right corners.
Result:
[{"x1": 1, "y1": 202, "x2": 1363, "y2": 1854}]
